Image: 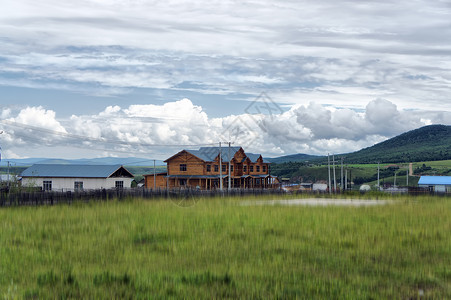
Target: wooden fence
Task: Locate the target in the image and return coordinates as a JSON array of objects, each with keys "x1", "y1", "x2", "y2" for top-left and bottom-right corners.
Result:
[
  {"x1": 0, "y1": 187, "x2": 287, "y2": 207},
  {"x1": 0, "y1": 186, "x2": 448, "y2": 207}
]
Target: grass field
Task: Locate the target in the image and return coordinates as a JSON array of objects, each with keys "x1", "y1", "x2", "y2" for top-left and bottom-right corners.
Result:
[{"x1": 1, "y1": 195, "x2": 450, "y2": 299}]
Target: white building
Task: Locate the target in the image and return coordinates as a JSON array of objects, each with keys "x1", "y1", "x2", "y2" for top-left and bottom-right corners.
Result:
[{"x1": 21, "y1": 164, "x2": 134, "y2": 192}]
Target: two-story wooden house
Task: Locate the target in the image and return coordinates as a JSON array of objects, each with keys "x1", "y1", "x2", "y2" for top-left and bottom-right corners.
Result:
[{"x1": 144, "y1": 146, "x2": 278, "y2": 190}]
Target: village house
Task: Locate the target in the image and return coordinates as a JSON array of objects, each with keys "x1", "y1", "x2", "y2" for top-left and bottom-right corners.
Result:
[
  {"x1": 144, "y1": 146, "x2": 278, "y2": 190},
  {"x1": 21, "y1": 164, "x2": 134, "y2": 192},
  {"x1": 418, "y1": 176, "x2": 451, "y2": 193}
]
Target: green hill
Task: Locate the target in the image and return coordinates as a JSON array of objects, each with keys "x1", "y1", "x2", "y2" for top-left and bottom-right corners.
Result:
[
  {"x1": 270, "y1": 125, "x2": 451, "y2": 181},
  {"x1": 342, "y1": 124, "x2": 451, "y2": 163},
  {"x1": 266, "y1": 153, "x2": 320, "y2": 164}
]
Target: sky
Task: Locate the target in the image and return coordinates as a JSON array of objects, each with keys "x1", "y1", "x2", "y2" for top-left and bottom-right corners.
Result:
[{"x1": 0, "y1": 0, "x2": 450, "y2": 162}]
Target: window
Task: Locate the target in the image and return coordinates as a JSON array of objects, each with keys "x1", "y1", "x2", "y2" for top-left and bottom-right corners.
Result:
[
  {"x1": 256, "y1": 166, "x2": 260, "y2": 172},
  {"x1": 43, "y1": 181, "x2": 52, "y2": 191},
  {"x1": 115, "y1": 181, "x2": 124, "y2": 189},
  {"x1": 206, "y1": 164, "x2": 211, "y2": 172},
  {"x1": 250, "y1": 166, "x2": 254, "y2": 172},
  {"x1": 214, "y1": 165, "x2": 219, "y2": 172},
  {"x1": 231, "y1": 165, "x2": 234, "y2": 171},
  {"x1": 74, "y1": 181, "x2": 83, "y2": 191},
  {"x1": 263, "y1": 166, "x2": 267, "y2": 173},
  {"x1": 243, "y1": 165, "x2": 247, "y2": 172},
  {"x1": 180, "y1": 164, "x2": 187, "y2": 171},
  {"x1": 222, "y1": 165, "x2": 226, "y2": 172},
  {"x1": 179, "y1": 179, "x2": 187, "y2": 186}
]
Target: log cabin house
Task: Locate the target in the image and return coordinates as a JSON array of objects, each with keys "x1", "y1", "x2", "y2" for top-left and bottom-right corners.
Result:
[{"x1": 144, "y1": 146, "x2": 278, "y2": 190}]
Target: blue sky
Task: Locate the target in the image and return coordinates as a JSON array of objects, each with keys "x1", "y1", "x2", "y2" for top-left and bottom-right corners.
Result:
[{"x1": 0, "y1": 0, "x2": 450, "y2": 161}]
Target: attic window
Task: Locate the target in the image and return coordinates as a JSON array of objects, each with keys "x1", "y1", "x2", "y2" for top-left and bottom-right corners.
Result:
[{"x1": 180, "y1": 164, "x2": 187, "y2": 171}]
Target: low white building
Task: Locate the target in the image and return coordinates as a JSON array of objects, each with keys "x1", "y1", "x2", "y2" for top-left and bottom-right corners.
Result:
[
  {"x1": 313, "y1": 183, "x2": 328, "y2": 192},
  {"x1": 21, "y1": 164, "x2": 134, "y2": 192}
]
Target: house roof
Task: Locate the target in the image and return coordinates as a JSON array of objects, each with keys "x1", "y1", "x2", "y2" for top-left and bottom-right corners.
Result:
[
  {"x1": 21, "y1": 164, "x2": 134, "y2": 178},
  {"x1": 165, "y1": 146, "x2": 270, "y2": 163},
  {"x1": 418, "y1": 176, "x2": 451, "y2": 185}
]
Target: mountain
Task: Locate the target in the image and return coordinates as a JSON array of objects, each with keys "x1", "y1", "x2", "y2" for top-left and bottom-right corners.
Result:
[
  {"x1": 266, "y1": 153, "x2": 321, "y2": 164},
  {"x1": 269, "y1": 125, "x2": 451, "y2": 165},
  {"x1": 341, "y1": 124, "x2": 451, "y2": 163}
]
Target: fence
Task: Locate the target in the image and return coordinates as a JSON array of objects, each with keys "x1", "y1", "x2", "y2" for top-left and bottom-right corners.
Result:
[
  {"x1": 0, "y1": 187, "x2": 287, "y2": 207},
  {"x1": 0, "y1": 186, "x2": 448, "y2": 207}
]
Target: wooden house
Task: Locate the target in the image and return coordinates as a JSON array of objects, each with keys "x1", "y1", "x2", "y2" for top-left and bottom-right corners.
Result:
[{"x1": 144, "y1": 146, "x2": 278, "y2": 190}]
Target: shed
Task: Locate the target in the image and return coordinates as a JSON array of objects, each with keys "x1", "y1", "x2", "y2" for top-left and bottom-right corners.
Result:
[
  {"x1": 418, "y1": 176, "x2": 451, "y2": 193},
  {"x1": 21, "y1": 164, "x2": 134, "y2": 192}
]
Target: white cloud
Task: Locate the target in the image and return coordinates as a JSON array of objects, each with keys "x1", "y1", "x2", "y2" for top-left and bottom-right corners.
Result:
[
  {"x1": 0, "y1": 98, "x2": 448, "y2": 160},
  {"x1": 1, "y1": 1, "x2": 451, "y2": 159}
]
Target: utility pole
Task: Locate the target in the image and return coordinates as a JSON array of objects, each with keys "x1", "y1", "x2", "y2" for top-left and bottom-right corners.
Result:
[
  {"x1": 340, "y1": 157, "x2": 343, "y2": 192},
  {"x1": 377, "y1": 162, "x2": 380, "y2": 188},
  {"x1": 345, "y1": 169, "x2": 348, "y2": 191},
  {"x1": 219, "y1": 142, "x2": 223, "y2": 191},
  {"x1": 406, "y1": 165, "x2": 409, "y2": 187},
  {"x1": 328, "y1": 154, "x2": 331, "y2": 194},
  {"x1": 228, "y1": 142, "x2": 231, "y2": 191},
  {"x1": 394, "y1": 172, "x2": 396, "y2": 188},
  {"x1": 333, "y1": 154, "x2": 336, "y2": 193},
  {"x1": 153, "y1": 159, "x2": 156, "y2": 190}
]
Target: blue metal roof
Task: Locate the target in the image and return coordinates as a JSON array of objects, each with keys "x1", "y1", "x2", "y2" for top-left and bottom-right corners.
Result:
[
  {"x1": 418, "y1": 176, "x2": 451, "y2": 185},
  {"x1": 21, "y1": 164, "x2": 133, "y2": 178}
]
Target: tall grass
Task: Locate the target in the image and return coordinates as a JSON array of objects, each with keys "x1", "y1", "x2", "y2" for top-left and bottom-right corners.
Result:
[{"x1": 0, "y1": 195, "x2": 450, "y2": 298}]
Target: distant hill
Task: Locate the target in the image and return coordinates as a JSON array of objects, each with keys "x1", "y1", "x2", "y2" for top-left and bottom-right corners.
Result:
[
  {"x1": 269, "y1": 125, "x2": 451, "y2": 165},
  {"x1": 342, "y1": 124, "x2": 451, "y2": 163},
  {"x1": 266, "y1": 153, "x2": 320, "y2": 164}
]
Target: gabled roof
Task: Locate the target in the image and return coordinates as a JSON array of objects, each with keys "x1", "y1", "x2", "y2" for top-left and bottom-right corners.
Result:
[
  {"x1": 418, "y1": 176, "x2": 451, "y2": 185},
  {"x1": 21, "y1": 164, "x2": 134, "y2": 178},
  {"x1": 165, "y1": 146, "x2": 271, "y2": 164},
  {"x1": 195, "y1": 146, "x2": 242, "y2": 162}
]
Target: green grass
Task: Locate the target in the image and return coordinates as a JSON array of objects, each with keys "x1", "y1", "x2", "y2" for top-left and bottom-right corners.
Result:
[{"x1": 1, "y1": 196, "x2": 450, "y2": 299}]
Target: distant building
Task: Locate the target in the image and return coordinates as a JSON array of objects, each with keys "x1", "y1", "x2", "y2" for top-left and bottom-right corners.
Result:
[
  {"x1": 144, "y1": 146, "x2": 279, "y2": 190},
  {"x1": 418, "y1": 176, "x2": 451, "y2": 193},
  {"x1": 0, "y1": 174, "x2": 19, "y2": 182},
  {"x1": 312, "y1": 183, "x2": 328, "y2": 192},
  {"x1": 21, "y1": 164, "x2": 134, "y2": 191}
]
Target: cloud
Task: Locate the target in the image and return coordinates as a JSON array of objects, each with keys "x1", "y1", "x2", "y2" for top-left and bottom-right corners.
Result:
[
  {"x1": 1, "y1": 0, "x2": 451, "y2": 159},
  {"x1": 1, "y1": 98, "x2": 448, "y2": 160},
  {"x1": 1, "y1": 0, "x2": 451, "y2": 112}
]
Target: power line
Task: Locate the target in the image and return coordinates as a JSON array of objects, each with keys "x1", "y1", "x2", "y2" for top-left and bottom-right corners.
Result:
[{"x1": 0, "y1": 119, "x2": 217, "y2": 148}]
